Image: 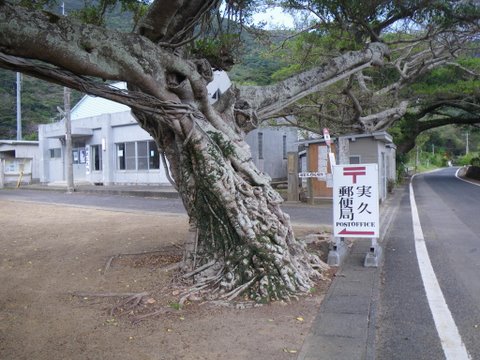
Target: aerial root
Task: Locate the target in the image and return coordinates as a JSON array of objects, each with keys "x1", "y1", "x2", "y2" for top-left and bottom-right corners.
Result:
[
  {"x1": 130, "y1": 307, "x2": 176, "y2": 325},
  {"x1": 220, "y1": 277, "x2": 256, "y2": 301},
  {"x1": 110, "y1": 292, "x2": 150, "y2": 316},
  {"x1": 70, "y1": 291, "x2": 150, "y2": 316},
  {"x1": 179, "y1": 283, "x2": 210, "y2": 306},
  {"x1": 103, "y1": 249, "x2": 183, "y2": 274},
  {"x1": 182, "y1": 260, "x2": 216, "y2": 279}
]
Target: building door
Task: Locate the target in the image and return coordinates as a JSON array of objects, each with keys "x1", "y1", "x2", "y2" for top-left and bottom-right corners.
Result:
[{"x1": 72, "y1": 141, "x2": 87, "y2": 181}]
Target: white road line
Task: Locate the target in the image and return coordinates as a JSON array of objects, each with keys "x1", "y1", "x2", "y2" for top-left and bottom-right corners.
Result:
[
  {"x1": 455, "y1": 168, "x2": 480, "y2": 187},
  {"x1": 410, "y1": 177, "x2": 471, "y2": 360}
]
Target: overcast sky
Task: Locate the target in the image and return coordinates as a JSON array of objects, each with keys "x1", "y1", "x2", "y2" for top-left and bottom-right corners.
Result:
[{"x1": 251, "y1": 7, "x2": 296, "y2": 29}]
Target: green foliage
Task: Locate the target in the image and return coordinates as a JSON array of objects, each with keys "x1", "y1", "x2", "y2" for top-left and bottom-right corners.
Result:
[
  {"x1": 410, "y1": 58, "x2": 480, "y2": 97},
  {"x1": 457, "y1": 152, "x2": 480, "y2": 166},
  {"x1": 270, "y1": 64, "x2": 302, "y2": 82},
  {"x1": 228, "y1": 29, "x2": 290, "y2": 85},
  {"x1": 192, "y1": 34, "x2": 241, "y2": 71},
  {"x1": 16, "y1": 0, "x2": 56, "y2": 9},
  {"x1": 168, "y1": 301, "x2": 181, "y2": 310}
]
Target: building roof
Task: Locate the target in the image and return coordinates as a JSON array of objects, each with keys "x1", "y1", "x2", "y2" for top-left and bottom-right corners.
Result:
[
  {"x1": 298, "y1": 131, "x2": 393, "y2": 145},
  {"x1": 70, "y1": 82, "x2": 129, "y2": 120},
  {"x1": 70, "y1": 71, "x2": 232, "y2": 121}
]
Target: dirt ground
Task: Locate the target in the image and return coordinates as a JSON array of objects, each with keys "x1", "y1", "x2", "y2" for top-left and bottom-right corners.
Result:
[{"x1": 0, "y1": 199, "x2": 333, "y2": 360}]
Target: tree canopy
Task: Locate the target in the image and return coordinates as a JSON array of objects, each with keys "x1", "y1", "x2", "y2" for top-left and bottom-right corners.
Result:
[{"x1": 255, "y1": 1, "x2": 480, "y2": 140}]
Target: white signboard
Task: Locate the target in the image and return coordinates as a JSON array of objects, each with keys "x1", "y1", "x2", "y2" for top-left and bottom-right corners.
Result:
[
  {"x1": 299, "y1": 171, "x2": 326, "y2": 179},
  {"x1": 323, "y1": 128, "x2": 332, "y2": 146},
  {"x1": 333, "y1": 164, "x2": 379, "y2": 238}
]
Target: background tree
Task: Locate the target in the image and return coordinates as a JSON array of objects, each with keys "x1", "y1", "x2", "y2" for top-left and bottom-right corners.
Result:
[
  {"x1": 392, "y1": 57, "x2": 480, "y2": 155},
  {"x1": 260, "y1": 0, "x2": 480, "y2": 138}
]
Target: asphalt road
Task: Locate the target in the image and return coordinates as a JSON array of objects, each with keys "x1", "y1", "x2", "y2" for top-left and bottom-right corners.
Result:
[
  {"x1": 377, "y1": 168, "x2": 480, "y2": 359},
  {"x1": 0, "y1": 188, "x2": 333, "y2": 226}
]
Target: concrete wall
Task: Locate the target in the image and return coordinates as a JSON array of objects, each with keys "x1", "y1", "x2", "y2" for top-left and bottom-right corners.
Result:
[
  {"x1": 246, "y1": 126, "x2": 298, "y2": 180},
  {"x1": 342, "y1": 134, "x2": 396, "y2": 201},
  {"x1": 40, "y1": 112, "x2": 299, "y2": 185}
]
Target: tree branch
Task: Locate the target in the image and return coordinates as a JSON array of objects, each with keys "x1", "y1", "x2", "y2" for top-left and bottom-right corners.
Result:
[
  {"x1": 360, "y1": 100, "x2": 409, "y2": 131},
  {"x1": 238, "y1": 42, "x2": 390, "y2": 120},
  {"x1": 0, "y1": 2, "x2": 169, "y2": 98}
]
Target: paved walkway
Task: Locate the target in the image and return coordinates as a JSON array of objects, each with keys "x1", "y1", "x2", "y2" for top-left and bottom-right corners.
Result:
[{"x1": 298, "y1": 185, "x2": 404, "y2": 360}]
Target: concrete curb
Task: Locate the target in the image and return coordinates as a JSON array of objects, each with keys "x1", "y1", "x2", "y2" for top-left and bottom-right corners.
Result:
[{"x1": 11, "y1": 184, "x2": 181, "y2": 199}]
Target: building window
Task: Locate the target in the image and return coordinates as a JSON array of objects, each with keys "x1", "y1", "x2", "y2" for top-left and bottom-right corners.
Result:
[
  {"x1": 349, "y1": 155, "x2": 361, "y2": 164},
  {"x1": 137, "y1": 141, "x2": 148, "y2": 170},
  {"x1": 71, "y1": 141, "x2": 86, "y2": 165},
  {"x1": 91, "y1": 145, "x2": 102, "y2": 171},
  {"x1": 124, "y1": 142, "x2": 135, "y2": 170},
  {"x1": 49, "y1": 148, "x2": 61, "y2": 158},
  {"x1": 117, "y1": 143, "x2": 126, "y2": 170},
  {"x1": 282, "y1": 135, "x2": 287, "y2": 159},
  {"x1": 258, "y1": 132, "x2": 263, "y2": 160},
  {"x1": 116, "y1": 141, "x2": 160, "y2": 170},
  {"x1": 149, "y1": 141, "x2": 160, "y2": 169}
]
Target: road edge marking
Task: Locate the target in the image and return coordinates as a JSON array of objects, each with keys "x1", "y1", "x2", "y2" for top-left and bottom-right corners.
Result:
[
  {"x1": 455, "y1": 167, "x2": 480, "y2": 187},
  {"x1": 410, "y1": 175, "x2": 471, "y2": 360}
]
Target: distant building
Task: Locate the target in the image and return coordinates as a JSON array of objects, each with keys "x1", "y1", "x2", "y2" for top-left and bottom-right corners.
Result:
[
  {"x1": 246, "y1": 122, "x2": 298, "y2": 181},
  {"x1": 299, "y1": 131, "x2": 396, "y2": 202},
  {"x1": 0, "y1": 140, "x2": 40, "y2": 186}
]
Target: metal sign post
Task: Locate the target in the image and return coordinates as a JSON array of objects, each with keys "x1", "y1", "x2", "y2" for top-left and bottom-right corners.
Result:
[{"x1": 330, "y1": 164, "x2": 382, "y2": 267}]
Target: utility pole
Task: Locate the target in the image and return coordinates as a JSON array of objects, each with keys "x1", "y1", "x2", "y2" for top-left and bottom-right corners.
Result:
[
  {"x1": 16, "y1": 72, "x2": 21, "y2": 140},
  {"x1": 466, "y1": 130, "x2": 469, "y2": 155},
  {"x1": 62, "y1": 2, "x2": 74, "y2": 193},
  {"x1": 64, "y1": 87, "x2": 74, "y2": 193}
]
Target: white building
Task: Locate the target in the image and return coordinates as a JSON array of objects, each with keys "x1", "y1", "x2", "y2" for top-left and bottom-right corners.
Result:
[
  {"x1": 38, "y1": 83, "x2": 167, "y2": 185},
  {"x1": 38, "y1": 72, "x2": 297, "y2": 185}
]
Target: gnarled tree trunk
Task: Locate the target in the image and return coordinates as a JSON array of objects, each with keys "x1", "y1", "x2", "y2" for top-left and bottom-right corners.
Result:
[{"x1": 131, "y1": 93, "x2": 327, "y2": 301}]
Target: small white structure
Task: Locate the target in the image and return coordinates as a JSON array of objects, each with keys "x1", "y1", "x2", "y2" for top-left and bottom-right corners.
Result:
[
  {"x1": 299, "y1": 131, "x2": 396, "y2": 202},
  {"x1": 0, "y1": 140, "x2": 40, "y2": 185}
]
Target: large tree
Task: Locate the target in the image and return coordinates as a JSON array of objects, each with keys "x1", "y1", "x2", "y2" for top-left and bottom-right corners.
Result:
[{"x1": 0, "y1": 0, "x2": 477, "y2": 302}]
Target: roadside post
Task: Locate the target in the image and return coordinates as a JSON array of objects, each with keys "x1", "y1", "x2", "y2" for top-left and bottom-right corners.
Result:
[
  {"x1": 331, "y1": 164, "x2": 381, "y2": 267},
  {"x1": 0, "y1": 159, "x2": 4, "y2": 189}
]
